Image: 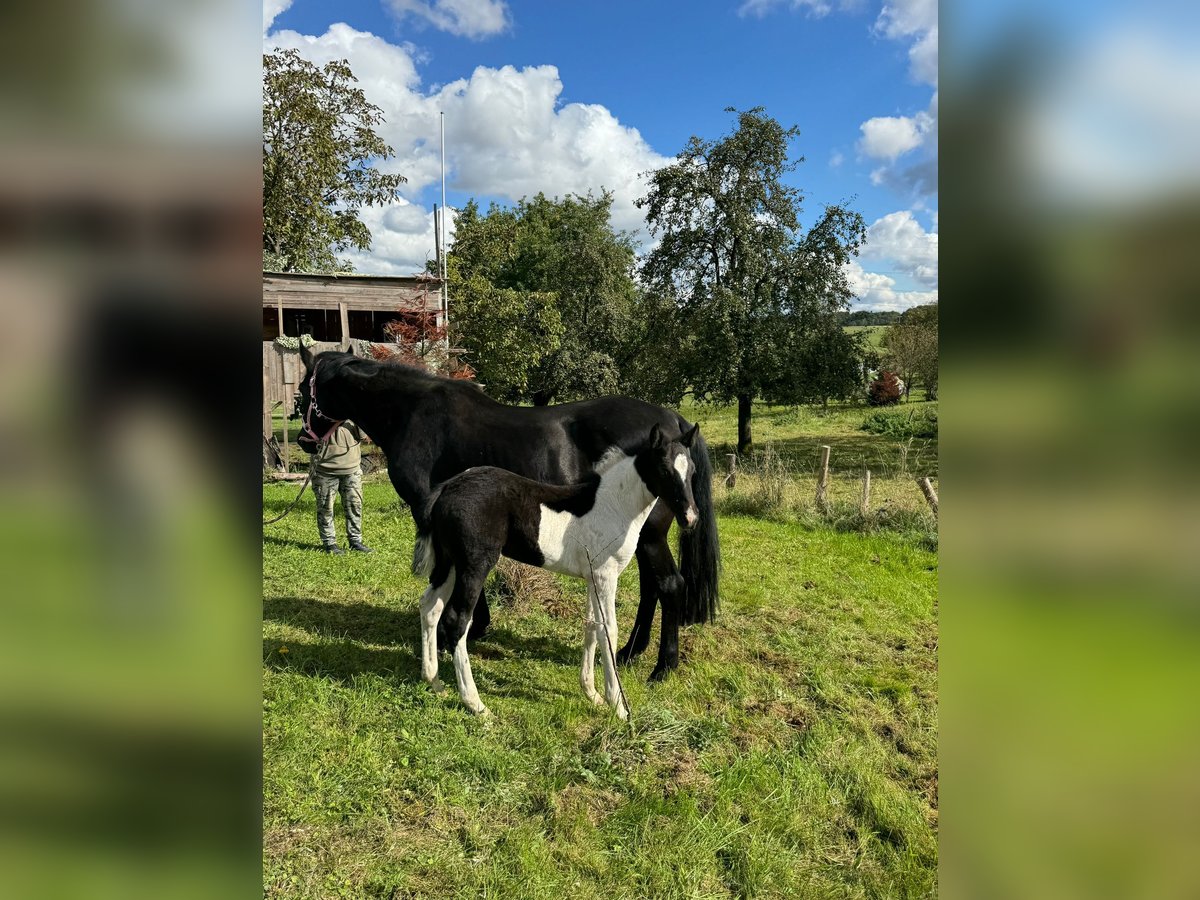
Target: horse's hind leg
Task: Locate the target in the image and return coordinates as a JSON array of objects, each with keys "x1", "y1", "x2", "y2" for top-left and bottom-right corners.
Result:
[
  {"x1": 419, "y1": 567, "x2": 455, "y2": 693},
  {"x1": 445, "y1": 562, "x2": 492, "y2": 716}
]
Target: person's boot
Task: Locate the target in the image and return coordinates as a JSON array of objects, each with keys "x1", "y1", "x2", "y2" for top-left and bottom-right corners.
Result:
[
  {"x1": 321, "y1": 544, "x2": 345, "y2": 555},
  {"x1": 349, "y1": 539, "x2": 373, "y2": 553}
]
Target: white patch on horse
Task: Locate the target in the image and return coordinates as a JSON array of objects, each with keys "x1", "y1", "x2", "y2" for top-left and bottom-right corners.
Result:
[
  {"x1": 673, "y1": 451, "x2": 690, "y2": 484},
  {"x1": 593, "y1": 446, "x2": 625, "y2": 474},
  {"x1": 537, "y1": 453, "x2": 655, "y2": 576}
]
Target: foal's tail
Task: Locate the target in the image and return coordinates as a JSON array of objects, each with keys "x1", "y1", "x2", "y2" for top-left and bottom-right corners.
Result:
[
  {"x1": 411, "y1": 486, "x2": 445, "y2": 579},
  {"x1": 412, "y1": 531, "x2": 436, "y2": 579},
  {"x1": 679, "y1": 431, "x2": 722, "y2": 625}
]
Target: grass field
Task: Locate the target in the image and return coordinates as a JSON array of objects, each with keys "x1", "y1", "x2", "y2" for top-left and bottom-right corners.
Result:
[
  {"x1": 263, "y1": 398, "x2": 938, "y2": 898},
  {"x1": 845, "y1": 325, "x2": 888, "y2": 350}
]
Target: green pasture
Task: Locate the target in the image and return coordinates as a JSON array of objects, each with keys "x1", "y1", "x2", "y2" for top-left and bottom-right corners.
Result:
[
  {"x1": 845, "y1": 325, "x2": 888, "y2": 350},
  {"x1": 264, "y1": 456, "x2": 938, "y2": 897}
]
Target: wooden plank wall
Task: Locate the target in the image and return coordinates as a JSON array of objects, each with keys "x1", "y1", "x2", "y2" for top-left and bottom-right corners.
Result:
[{"x1": 262, "y1": 340, "x2": 342, "y2": 444}]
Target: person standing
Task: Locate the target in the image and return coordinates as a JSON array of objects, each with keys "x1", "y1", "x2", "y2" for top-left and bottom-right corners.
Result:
[{"x1": 312, "y1": 421, "x2": 372, "y2": 554}]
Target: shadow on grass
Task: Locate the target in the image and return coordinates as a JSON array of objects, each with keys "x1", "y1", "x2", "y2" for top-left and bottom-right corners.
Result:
[
  {"x1": 263, "y1": 636, "x2": 414, "y2": 683},
  {"x1": 263, "y1": 596, "x2": 581, "y2": 689},
  {"x1": 262, "y1": 535, "x2": 324, "y2": 552},
  {"x1": 264, "y1": 595, "x2": 417, "y2": 647}
]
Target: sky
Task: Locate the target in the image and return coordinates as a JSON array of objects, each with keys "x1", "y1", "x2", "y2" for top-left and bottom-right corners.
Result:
[{"x1": 264, "y1": 0, "x2": 939, "y2": 311}]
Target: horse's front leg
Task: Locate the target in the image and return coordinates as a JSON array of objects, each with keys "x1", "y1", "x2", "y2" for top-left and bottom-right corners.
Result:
[
  {"x1": 617, "y1": 505, "x2": 672, "y2": 666},
  {"x1": 580, "y1": 579, "x2": 603, "y2": 705},
  {"x1": 594, "y1": 569, "x2": 629, "y2": 720}
]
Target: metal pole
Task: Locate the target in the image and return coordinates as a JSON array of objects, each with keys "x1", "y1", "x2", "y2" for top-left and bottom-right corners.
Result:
[{"x1": 440, "y1": 111, "x2": 448, "y2": 323}]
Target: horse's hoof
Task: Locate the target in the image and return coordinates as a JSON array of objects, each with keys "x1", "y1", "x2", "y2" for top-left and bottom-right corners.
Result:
[
  {"x1": 429, "y1": 678, "x2": 446, "y2": 694},
  {"x1": 585, "y1": 691, "x2": 604, "y2": 706},
  {"x1": 615, "y1": 703, "x2": 629, "y2": 721},
  {"x1": 615, "y1": 647, "x2": 637, "y2": 667},
  {"x1": 472, "y1": 705, "x2": 491, "y2": 718},
  {"x1": 648, "y1": 666, "x2": 672, "y2": 683}
]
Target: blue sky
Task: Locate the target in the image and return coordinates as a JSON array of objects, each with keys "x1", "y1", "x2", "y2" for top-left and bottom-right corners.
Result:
[{"x1": 265, "y1": 0, "x2": 938, "y2": 310}]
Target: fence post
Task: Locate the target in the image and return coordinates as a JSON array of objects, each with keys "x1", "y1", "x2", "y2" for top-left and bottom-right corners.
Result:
[
  {"x1": 815, "y1": 445, "x2": 831, "y2": 512},
  {"x1": 725, "y1": 453, "x2": 738, "y2": 488},
  {"x1": 916, "y1": 476, "x2": 938, "y2": 516},
  {"x1": 860, "y1": 468, "x2": 872, "y2": 517}
]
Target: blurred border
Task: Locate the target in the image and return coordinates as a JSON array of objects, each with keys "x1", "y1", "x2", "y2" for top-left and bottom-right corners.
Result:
[
  {"x1": 0, "y1": 2, "x2": 262, "y2": 898},
  {"x1": 943, "y1": 2, "x2": 1200, "y2": 897}
]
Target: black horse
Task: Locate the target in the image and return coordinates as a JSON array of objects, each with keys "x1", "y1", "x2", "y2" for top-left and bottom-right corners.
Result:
[{"x1": 294, "y1": 346, "x2": 720, "y2": 680}]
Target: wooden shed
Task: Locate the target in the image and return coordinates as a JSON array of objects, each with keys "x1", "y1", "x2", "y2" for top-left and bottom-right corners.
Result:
[{"x1": 262, "y1": 270, "x2": 444, "y2": 469}]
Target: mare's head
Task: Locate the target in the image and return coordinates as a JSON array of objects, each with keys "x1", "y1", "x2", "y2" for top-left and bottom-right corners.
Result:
[
  {"x1": 293, "y1": 344, "x2": 355, "y2": 453},
  {"x1": 635, "y1": 423, "x2": 701, "y2": 531}
]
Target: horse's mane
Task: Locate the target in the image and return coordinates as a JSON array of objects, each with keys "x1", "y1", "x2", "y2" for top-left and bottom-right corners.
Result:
[{"x1": 320, "y1": 351, "x2": 482, "y2": 394}]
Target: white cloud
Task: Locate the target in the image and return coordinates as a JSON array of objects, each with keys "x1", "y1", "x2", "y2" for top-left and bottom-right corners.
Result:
[
  {"x1": 386, "y1": 0, "x2": 511, "y2": 40},
  {"x1": 858, "y1": 110, "x2": 933, "y2": 160},
  {"x1": 830, "y1": 150, "x2": 844, "y2": 167},
  {"x1": 860, "y1": 210, "x2": 938, "y2": 287},
  {"x1": 266, "y1": 23, "x2": 672, "y2": 274},
  {"x1": 874, "y1": 0, "x2": 937, "y2": 87},
  {"x1": 738, "y1": 0, "x2": 834, "y2": 18},
  {"x1": 845, "y1": 260, "x2": 936, "y2": 311},
  {"x1": 263, "y1": 0, "x2": 293, "y2": 34}
]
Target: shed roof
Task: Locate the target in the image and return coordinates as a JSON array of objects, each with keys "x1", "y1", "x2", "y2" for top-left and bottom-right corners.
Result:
[{"x1": 263, "y1": 271, "x2": 443, "y2": 313}]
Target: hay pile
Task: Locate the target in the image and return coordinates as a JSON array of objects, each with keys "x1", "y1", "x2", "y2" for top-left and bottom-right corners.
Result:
[{"x1": 490, "y1": 558, "x2": 574, "y2": 619}]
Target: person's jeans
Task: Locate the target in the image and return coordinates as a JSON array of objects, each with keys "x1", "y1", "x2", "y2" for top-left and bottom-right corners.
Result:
[{"x1": 312, "y1": 468, "x2": 363, "y2": 547}]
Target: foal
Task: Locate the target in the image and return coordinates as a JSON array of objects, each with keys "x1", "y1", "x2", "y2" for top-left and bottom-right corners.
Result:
[{"x1": 412, "y1": 424, "x2": 701, "y2": 718}]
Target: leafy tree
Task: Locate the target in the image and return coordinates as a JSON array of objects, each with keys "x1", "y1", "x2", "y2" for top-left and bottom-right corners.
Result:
[
  {"x1": 446, "y1": 193, "x2": 636, "y2": 404},
  {"x1": 445, "y1": 201, "x2": 563, "y2": 401},
  {"x1": 843, "y1": 310, "x2": 901, "y2": 326},
  {"x1": 636, "y1": 107, "x2": 866, "y2": 452},
  {"x1": 263, "y1": 49, "x2": 405, "y2": 272},
  {"x1": 882, "y1": 302, "x2": 938, "y2": 399}
]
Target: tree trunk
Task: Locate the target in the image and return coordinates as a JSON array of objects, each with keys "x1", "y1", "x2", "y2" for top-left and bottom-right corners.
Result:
[{"x1": 737, "y1": 393, "x2": 752, "y2": 455}]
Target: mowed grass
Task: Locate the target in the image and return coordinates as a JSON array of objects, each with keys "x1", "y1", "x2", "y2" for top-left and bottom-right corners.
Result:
[{"x1": 263, "y1": 477, "x2": 938, "y2": 898}]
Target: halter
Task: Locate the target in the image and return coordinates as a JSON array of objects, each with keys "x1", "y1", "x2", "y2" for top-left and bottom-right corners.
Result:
[{"x1": 301, "y1": 362, "x2": 345, "y2": 446}]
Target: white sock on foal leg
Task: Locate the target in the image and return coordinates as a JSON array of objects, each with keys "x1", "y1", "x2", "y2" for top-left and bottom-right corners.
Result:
[
  {"x1": 419, "y1": 570, "x2": 453, "y2": 693},
  {"x1": 580, "y1": 587, "x2": 602, "y2": 705},
  {"x1": 452, "y1": 619, "x2": 488, "y2": 716},
  {"x1": 594, "y1": 576, "x2": 628, "y2": 720}
]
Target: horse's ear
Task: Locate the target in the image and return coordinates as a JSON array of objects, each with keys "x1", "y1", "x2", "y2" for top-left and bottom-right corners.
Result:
[
  {"x1": 681, "y1": 423, "x2": 700, "y2": 448},
  {"x1": 299, "y1": 341, "x2": 315, "y2": 372},
  {"x1": 649, "y1": 424, "x2": 666, "y2": 448}
]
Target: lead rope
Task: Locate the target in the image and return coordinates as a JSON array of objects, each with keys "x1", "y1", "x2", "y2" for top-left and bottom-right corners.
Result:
[{"x1": 263, "y1": 461, "x2": 314, "y2": 525}]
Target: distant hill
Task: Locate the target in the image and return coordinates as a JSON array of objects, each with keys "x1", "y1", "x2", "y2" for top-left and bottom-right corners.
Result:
[{"x1": 840, "y1": 310, "x2": 900, "y2": 326}]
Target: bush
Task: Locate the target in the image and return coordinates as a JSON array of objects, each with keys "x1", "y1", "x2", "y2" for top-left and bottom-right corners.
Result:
[
  {"x1": 867, "y1": 371, "x2": 903, "y2": 406},
  {"x1": 861, "y1": 407, "x2": 938, "y2": 439}
]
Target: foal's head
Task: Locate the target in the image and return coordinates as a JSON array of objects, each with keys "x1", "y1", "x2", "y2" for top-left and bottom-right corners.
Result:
[{"x1": 635, "y1": 424, "x2": 701, "y2": 531}]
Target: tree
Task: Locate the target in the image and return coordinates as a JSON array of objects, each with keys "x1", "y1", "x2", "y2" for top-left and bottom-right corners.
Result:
[
  {"x1": 444, "y1": 200, "x2": 564, "y2": 401},
  {"x1": 636, "y1": 107, "x2": 866, "y2": 452},
  {"x1": 446, "y1": 193, "x2": 636, "y2": 404},
  {"x1": 882, "y1": 302, "x2": 938, "y2": 399},
  {"x1": 262, "y1": 49, "x2": 405, "y2": 273}
]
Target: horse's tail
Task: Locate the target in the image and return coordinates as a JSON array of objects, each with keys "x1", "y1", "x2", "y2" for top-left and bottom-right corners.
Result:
[{"x1": 679, "y1": 431, "x2": 721, "y2": 625}]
